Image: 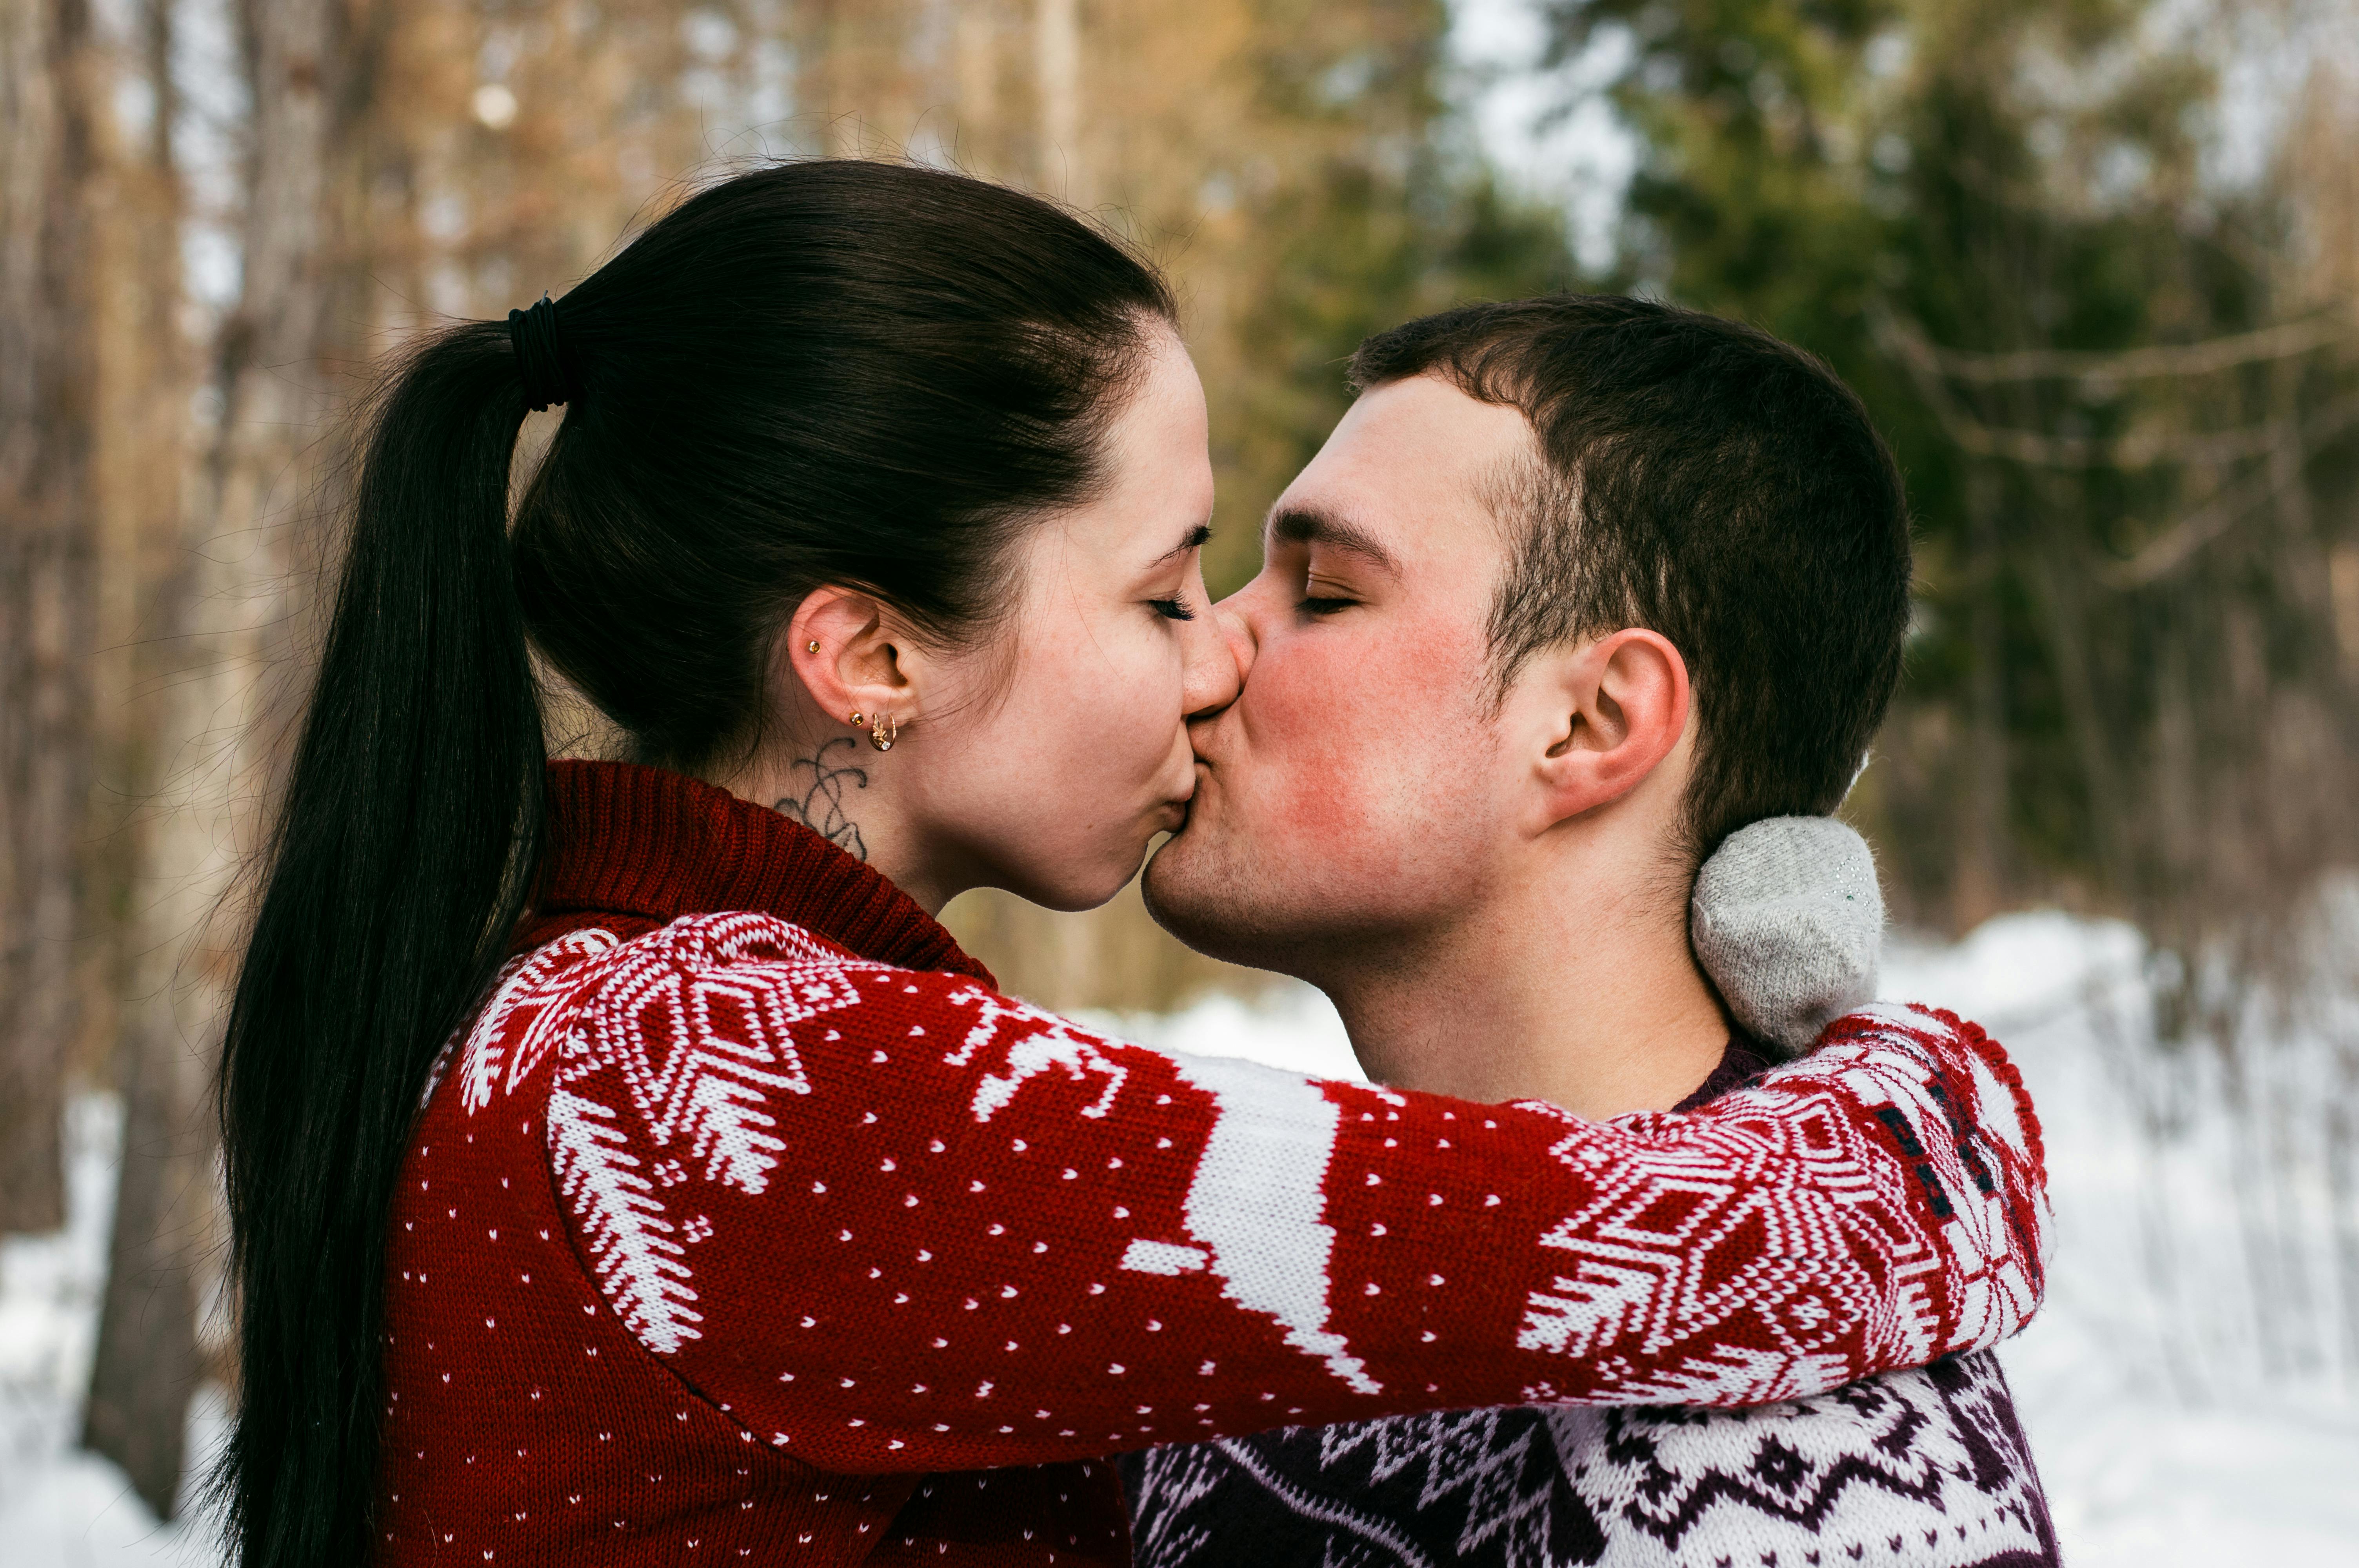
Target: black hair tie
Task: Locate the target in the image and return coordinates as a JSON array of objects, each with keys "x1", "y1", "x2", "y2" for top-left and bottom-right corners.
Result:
[{"x1": 507, "y1": 294, "x2": 577, "y2": 412}]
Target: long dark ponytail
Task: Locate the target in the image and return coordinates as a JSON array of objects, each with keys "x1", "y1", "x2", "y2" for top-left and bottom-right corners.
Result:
[{"x1": 216, "y1": 160, "x2": 1174, "y2": 1566}]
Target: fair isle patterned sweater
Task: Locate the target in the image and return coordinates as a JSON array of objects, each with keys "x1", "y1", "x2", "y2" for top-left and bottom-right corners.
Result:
[
  {"x1": 375, "y1": 762, "x2": 2049, "y2": 1566},
  {"x1": 1120, "y1": 1051, "x2": 2060, "y2": 1568}
]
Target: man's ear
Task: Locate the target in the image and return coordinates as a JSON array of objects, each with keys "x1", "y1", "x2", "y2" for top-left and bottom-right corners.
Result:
[
  {"x1": 1523, "y1": 628, "x2": 1692, "y2": 829},
  {"x1": 782, "y1": 586, "x2": 923, "y2": 731}
]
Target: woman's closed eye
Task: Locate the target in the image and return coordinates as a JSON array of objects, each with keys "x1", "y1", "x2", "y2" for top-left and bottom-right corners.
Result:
[{"x1": 1149, "y1": 595, "x2": 1197, "y2": 622}]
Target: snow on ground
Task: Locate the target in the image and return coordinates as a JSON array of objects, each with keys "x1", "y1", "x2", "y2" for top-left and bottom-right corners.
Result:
[
  {"x1": 6, "y1": 912, "x2": 2358, "y2": 1563},
  {"x1": 0, "y1": 1096, "x2": 226, "y2": 1563},
  {"x1": 1883, "y1": 914, "x2": 2359, "y2": 1567}
]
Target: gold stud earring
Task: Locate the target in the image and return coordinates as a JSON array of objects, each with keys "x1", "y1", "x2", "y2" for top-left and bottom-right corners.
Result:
[
  {"x1": 849, "y1": 711, "x2": 865, "y2": 727},
  {"x1": 867, "y1": 711, "x2": 898, "y2": 752},
  {"x1": 807, "y1": 639, "x2": 820, "y2": 653}
]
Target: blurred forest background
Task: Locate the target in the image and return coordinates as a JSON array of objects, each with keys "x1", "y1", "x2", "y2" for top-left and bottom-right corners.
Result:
[{"x1": 2, "y1": 0, "x2": 2358, "y2": 1531}]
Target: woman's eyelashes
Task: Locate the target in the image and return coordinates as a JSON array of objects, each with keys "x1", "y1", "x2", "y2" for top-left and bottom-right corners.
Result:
[{"x1": 1149, "y1": 596, "x2": 1197, "y2": 622}]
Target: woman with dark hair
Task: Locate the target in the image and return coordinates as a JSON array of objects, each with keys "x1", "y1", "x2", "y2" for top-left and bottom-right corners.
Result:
[{"x1": 216, "y1": 159, "x2": 2043, "y2": 1567}]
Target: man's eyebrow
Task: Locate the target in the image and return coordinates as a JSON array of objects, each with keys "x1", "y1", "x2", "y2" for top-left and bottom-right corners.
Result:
[
  {"x1": 1266, "y1": 504, "x2": 1403, "y2": 577},
  {"x1": 1148, "y1": 522, "x2": 1213, "y2": 566}
]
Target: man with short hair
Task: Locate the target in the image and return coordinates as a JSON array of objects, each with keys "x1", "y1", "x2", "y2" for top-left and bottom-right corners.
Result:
[{"x1": 1124, "y1": 296, "x2": 2056, "y2": 1566}]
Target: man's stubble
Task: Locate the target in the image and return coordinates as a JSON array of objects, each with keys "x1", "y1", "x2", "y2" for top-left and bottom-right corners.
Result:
[{"x1": 1142, "y1": 780, "x2": 1493, "y2": 993}]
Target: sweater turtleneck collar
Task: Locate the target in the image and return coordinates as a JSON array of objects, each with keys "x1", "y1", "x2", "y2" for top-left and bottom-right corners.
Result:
[{"x1": 522, "y1": 759, "x2": 994, "y2": 984}]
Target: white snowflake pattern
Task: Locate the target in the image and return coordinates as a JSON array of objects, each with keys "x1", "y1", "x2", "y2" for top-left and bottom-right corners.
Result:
[
  {"x1": 574, "y1": 916, "x2": 866, "y2": 1196},
  {"x1": 454, "y1": 928, "x2": 622, "y2": 1114},
  {"x1": 1510, "y1": 1004, "x2": 2045, "y2": 1404},
  {"x1": 547, "y1": 1085, "x2": 703, "y2": 1353},
  {"x1": 470, "y1": 916, "x2": 886, "y2": 1356}
]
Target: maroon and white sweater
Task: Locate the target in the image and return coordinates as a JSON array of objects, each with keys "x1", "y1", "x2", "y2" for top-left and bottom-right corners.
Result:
[
  {"x1": 376, "y1": 762, "x2": 2049, "y2": 1566},
  {"x1": 1121, "y1": 1048, "x2": 2060, "y2": 1568}
]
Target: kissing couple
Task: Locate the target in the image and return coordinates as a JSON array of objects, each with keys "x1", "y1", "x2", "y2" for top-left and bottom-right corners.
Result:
[{"x1": 216, "y1": 159, "x2": 2053, "y2": 1568}]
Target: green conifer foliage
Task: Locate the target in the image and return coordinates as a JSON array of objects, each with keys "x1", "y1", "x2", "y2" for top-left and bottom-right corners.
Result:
[{"x1": 1543, "y1": 0, "x2": 2359, "y2": 951}]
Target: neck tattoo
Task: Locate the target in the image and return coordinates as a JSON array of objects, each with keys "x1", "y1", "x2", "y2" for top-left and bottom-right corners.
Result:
[{"x1": 771, "y1": 736, "x2": 870, "y2": 862}]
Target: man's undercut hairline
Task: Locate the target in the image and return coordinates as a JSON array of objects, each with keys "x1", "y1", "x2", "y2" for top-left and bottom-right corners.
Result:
[
  {"x1": 1343, "y1": 365, "x2": 1629, "y2": 726},
  {"x1": 1470, "y1": 439, "x2": 1590, "y2": 710},
  {"x1": 1341, "y1": 371, "x2": 1608, "y2": 735}
]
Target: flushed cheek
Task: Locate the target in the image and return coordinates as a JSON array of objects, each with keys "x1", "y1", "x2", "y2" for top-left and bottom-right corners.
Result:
[
  {"x1": 1266, "y1": 750, "x2": 1461, "y2": 899},
  {"x1": 1242, "y1": 630, "x2": 1475, "y2": 846},
  {"x1": 1258, "y1": 730, "x2": 1387, "y2": 852}
]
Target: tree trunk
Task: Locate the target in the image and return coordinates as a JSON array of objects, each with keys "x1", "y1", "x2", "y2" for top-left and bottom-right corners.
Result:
[
  {"x1": 78, "y1": 0, "x2": 205, "y2": 1510},
  {"x1": 2023, "y1": 512, "x2": 2128, "y2": 892},
  {"x1": 1034, "y1": 0, "x2": 1081, "y2": 198},
  {"x1": 0, "y1": 0, "x2": 101, "y2": 1238},
  {"x1": 1951, "y1": 462, "x2": 2008, "y2": 931},
  {"x1": 82, "y1": 0, "x2": 367, "y2": 1510},
  {"x1": 82, "y1": 1021, "x2": 211, "y2": 1517}
]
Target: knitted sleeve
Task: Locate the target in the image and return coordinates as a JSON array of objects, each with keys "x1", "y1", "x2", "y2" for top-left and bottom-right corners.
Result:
[{"x1": 473, "y1": 912, "x2": 2046, "y2": 1476}]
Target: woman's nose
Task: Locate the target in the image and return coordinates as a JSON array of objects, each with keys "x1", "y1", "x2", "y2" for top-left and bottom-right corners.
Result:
[
  {"x1": 1183, "y1": 598, "x2": 1248, "y2": 720},
  {"x1": 1216, "y1": 596, "x2": 1254, "y2": 688}
]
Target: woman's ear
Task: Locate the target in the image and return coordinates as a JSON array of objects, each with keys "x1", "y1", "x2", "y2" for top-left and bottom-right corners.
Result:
[
  {"x1": 783, "y1": 587, "x2": 921, "y2": 730},
  {"x1": 1526, "y1": 628, "x2": 1692, "y2": 829}
]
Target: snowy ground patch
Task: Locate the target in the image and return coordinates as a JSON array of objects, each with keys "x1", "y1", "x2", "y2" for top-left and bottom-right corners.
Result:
[
  {"x1": 0, "y1": 1095, "x2": 225, "y2": 1564},
  {"x1": 5, "y1": 911, "x2": 2356, "y2": 1563},
  {"x1": 1885, "y1": 913, "x2": 2359, "y2": 1566}
]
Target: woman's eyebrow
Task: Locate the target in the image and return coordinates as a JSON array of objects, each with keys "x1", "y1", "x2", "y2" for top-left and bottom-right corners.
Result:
[{"x1": 1147, "y1": 522, "x2": 1213, "y2": 566}]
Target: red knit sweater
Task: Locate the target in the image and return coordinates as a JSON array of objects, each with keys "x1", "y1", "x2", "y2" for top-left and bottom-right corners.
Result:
[{"x1": 375, "y1": 762, "x2": 2048, "y2": 1566}]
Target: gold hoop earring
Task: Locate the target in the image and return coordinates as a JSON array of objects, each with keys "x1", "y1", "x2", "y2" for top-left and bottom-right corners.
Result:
[{"x1": 867, "y1": 711, "x2": 899, "y2": 752}]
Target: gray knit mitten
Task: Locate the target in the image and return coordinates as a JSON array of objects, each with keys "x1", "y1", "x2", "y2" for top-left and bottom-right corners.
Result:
[{"x1": 1690, "y1": 816, "x2": 1885, "y2": 1056}]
